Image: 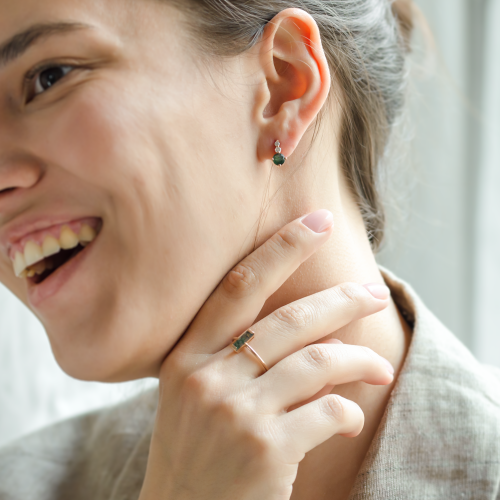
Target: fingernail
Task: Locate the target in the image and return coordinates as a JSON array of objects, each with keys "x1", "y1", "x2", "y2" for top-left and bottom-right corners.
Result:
[
  {"x1": 301, "y1": 209, "x2": 334, "y2": 233},
  {"x1": 363, "y1": 283, "x2": 390, "y2": 300},
  {"x1": 329, "y1": 339, "x2": 343, "y2": 345},
  {"x1": 380, "y1": 356, "x2": 395, "y2": 375}
]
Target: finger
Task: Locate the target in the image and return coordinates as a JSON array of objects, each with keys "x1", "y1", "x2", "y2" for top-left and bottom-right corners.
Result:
[
  {"x1": 284, "y1": 339, "x2": 341, "y2": 411},
  {"x1": 180, "y1": 210, "x2": 334, "y2": 354},
  {"x1": 222, "y1": 282, "x2": 390, "y2": 377},
  {"x1": 277, "y1": 395, "x2": 364, "y2": 455},
  {"x1": 256, "y1": 344, "x2": 394, "y2": 412},
  {"x1": 286, "y1": 384, "x2": 335, "y2": 413},
  {"x1": 283, "y1": 340, "x2": 342, "y2": 411}
]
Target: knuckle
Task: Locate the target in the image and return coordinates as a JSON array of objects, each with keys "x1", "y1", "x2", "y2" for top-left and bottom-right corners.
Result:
[
  {"x1": 183, "y1": 372, "x2": 242, "y2": 415},
  {"x1": 303, "y1": 344, "x2": 335, "y2": 369},
  {"x1": 214, "y1": 396, "x2": 243, "y2": 423},
  {"x1": 182, "y1": 377, "x2": 279, "y2": 462},
  {"x1": 273, "y1": 227, "x2": 302, "y2": 254},
  {"x1": 220, "y1": 414, "x2": 275, "y2": 460},
  {"x1": 182, "y1": 370, "x2": 217, "y2": 401},
  {"x1": 240, "y1": 425, "x2": 274, "y2": 458},
  {"x1": 320, "y1": 394, "x2": 345, "y2": 422},
  {"x1": 273, "y1": 302, "x2": 313, "y2": 330},
  {"x1": 335, "y1": 283, "x2": 363, "y2": 311},
  {"x1": 222, "y1": 262, "x2": 260, "y2": 298}
]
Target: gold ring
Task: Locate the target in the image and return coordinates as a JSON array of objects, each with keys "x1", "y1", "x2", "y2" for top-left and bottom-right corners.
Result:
[{"x1": 231, "y1": 329, "x2": 269, "y2": 373}]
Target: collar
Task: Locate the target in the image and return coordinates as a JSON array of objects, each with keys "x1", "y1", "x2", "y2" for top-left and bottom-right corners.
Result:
[{"x1": 349, "y1": 268, "x2": 500, "y2": 499}]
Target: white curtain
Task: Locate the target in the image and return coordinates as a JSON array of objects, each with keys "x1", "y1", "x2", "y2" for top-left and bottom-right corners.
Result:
[
  {"x1": 0, "y1": 0, "x2": 499, "y2": 447},
  {"x1": 474, "y1": 0, "x2": 500, "y2": 366},
  {"x1": 380, "y1": 0, "x2": 500, "y2": 369}
]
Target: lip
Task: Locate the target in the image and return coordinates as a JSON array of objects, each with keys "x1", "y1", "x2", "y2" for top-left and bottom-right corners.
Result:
[
  {"x1": 26, "y1": 234, "x2": 98, "y2": 308},
  {"x1": 0, "y1": 214, "x2": 101, "y2": 258}
]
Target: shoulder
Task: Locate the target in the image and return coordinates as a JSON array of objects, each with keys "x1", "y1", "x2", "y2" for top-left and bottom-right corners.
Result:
[
  {"x1": 396, "y1": 307, "x2": 500, "y2": 458},
  {"x1": 356, "y1": 268, "x2": 500, "y2": 500},
  {"x1": 0, "y1": 387, "x2": 157, "y2": 500},
  {"x1": 381, "y1": 267, "x2": 500, "y2": 416},
  {"x1": 393, "y1": 276, "x2": 500, "y2": 432}
]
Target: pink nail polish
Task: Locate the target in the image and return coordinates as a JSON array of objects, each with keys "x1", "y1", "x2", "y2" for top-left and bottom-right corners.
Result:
[
  {"x1": 363, "y1": 283, "x2": 390, "y2": 300},
  {"x1": 301, "y1": 209, "x2": 334, "y2": 233}
]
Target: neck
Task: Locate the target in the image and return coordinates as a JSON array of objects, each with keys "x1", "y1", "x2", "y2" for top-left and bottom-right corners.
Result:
[{"x1": 255, "y1": 131, "x2": 412, "y2": 500}]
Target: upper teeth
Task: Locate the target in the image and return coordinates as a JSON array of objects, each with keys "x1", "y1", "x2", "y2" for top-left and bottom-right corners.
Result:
[
  {"x1": 43, "y1": 236, "x2": 61, "y2": 258},
  {"x1": 11, "y1": 224, "x2": 97, "y2": 279},
  {"x1": 60, "y1": 226, "x2": 80, "y2": 250},
  {"x1": 79, "y1": 224, "x2": 96, "y2": 243},
  {"x1": 24, "y1": 241, "x2": 44, "y2": 267}
]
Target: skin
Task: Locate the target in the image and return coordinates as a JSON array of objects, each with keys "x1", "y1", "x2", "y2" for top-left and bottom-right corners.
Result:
[{"x1": 0, "y1": 0, "x2": 411, "y2": 498}]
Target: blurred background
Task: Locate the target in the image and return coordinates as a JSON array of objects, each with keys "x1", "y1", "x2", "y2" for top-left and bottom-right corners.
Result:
[
  {"x1": 1, "y1": 0, "x2": 499, "y2": 447},
  {"x1": 378, "y1": 0, "x2": 500, "y2": 367}
]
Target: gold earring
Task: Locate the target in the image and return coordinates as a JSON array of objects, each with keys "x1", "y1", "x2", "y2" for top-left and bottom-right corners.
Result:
[{"x1": 272, "y1": 140, "x2": 287, "y2": 166}]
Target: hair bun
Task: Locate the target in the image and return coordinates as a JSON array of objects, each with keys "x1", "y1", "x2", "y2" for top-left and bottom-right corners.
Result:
[{"x1": 392, "y1": 0, "x2": 415, "y2": 52}]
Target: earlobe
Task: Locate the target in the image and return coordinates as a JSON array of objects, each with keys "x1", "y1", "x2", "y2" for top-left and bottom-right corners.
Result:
[{"x1": 255, "y1": 8, "x2": 331, "y2": 164}]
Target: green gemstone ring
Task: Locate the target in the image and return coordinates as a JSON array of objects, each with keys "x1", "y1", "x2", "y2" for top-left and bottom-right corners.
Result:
[
  {"x1": 232, "y1": 330, "x2": 255, "y2": 352},
  {"x1": 231, "y1": 329, "x2": 269, "y2": 372}
]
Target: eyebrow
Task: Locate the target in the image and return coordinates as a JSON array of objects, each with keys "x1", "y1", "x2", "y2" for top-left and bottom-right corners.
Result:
[{"x1": 0, "y1": 22, "x2": 91, "y2": 68}]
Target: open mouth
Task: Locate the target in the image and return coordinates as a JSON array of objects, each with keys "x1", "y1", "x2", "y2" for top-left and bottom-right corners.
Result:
[
  {"x1": 10, "y1": 218, "x2": 102, "y2": 285},
  {"x1": 29, "y1": 243, "x2": 87, "y2": 285}
]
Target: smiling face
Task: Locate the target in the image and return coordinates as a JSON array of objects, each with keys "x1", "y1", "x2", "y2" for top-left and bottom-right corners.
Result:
[{"x1": 0, "y1": 0, "x2": 269, "y2": 381}]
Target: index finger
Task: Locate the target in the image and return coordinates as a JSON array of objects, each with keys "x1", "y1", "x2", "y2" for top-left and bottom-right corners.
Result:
[{"x1": 180, "y1": 209, "x2": 334, "y2": 354}]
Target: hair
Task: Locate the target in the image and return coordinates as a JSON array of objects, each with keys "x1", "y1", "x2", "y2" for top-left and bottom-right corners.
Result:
[{"x1": 167, "y1": 0, "x2": 416, "y2": 249}]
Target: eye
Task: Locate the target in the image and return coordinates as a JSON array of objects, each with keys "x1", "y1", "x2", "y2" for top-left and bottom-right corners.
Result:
[{"x1": 33, "y1": 65, "x2": 74, "y2": 96}]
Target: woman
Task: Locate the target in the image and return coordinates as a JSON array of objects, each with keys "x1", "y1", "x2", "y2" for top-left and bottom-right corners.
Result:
[{"x1": 0, "y1": 0, "x2": 498, "y2": 498}]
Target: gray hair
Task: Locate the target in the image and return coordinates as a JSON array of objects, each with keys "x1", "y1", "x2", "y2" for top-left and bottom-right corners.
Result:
[{"x1": 168, "y1": 0, "x2": 415, "y2": 249}]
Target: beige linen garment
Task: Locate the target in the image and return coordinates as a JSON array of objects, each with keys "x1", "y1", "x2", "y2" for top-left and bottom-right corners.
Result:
[{"x1": 0, "y1": 269, "x2": 499, "y2": 499}]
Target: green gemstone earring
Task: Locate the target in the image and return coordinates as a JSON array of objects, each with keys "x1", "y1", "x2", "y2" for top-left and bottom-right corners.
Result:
[{"x1": 272, "y1": 140, "x2": 287, "y2": 166}]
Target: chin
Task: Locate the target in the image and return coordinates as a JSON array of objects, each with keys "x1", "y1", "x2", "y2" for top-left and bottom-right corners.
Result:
[{"x1": 46, "y1": 306, "x2": 172, "y2": 383}]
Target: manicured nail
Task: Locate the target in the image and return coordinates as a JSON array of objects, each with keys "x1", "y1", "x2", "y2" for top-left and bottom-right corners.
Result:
[
  {"x1": 363, "y1": 283, "x2": 390, "y2": 300},
  {"x1": 380, "y1": 356, "x2": 395, "y2": 375},
  {"x1": 301, "y1": 209, "x2": 334, "y2": 233}
]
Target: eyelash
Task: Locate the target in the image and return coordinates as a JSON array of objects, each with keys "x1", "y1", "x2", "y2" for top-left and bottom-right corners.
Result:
[{"x1": 24, "y1": 63, "x2": 76, "y2": 102}]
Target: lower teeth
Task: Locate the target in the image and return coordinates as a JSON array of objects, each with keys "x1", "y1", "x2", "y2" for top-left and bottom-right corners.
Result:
[{"x1": 27, "y1": 244, "x2": 86, "y2": 283}]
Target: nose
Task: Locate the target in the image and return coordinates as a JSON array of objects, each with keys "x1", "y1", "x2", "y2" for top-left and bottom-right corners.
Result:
[
  {"x1": 0, "y1": 156, "x2": 43, "y2": 195},
  {"x1": 0, "y1": 104, "x2": 44, "y2": 198}
]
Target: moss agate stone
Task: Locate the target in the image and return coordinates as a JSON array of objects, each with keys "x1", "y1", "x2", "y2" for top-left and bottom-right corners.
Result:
[
  {"x1": 273, "y1": 153, "x2": 286, "y2": 166},
  {"x1": 232, "y1": 330, "x2": 254, "y2": 352}
]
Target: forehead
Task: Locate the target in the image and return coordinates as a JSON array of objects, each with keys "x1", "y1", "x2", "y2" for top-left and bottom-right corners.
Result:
[
  {"x1": 0, "y1": 0, "x2": 179, "y2": 47},
  {"x1": 1, "y1": 0, "x2": 102, "y2": 34}
]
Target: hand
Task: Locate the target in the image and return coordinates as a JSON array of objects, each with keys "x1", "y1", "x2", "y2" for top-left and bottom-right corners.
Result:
[{"x1": 139, "y1": 210, "x2": 393, "y2": 500}]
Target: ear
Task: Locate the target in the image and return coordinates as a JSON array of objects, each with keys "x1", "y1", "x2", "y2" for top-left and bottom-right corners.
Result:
[{"x1": 254, "y1": 8, "x2": 331, "y2": 163}]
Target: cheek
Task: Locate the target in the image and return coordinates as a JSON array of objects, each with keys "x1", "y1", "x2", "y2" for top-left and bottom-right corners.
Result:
[
  {"x1": 43, "y1": 83, "x2": 154, "y2": 190},
  {"x1": 17, "y1": 71, "x2": 262, "y2": 380},
  {"x1": 40, "y1": 77, "x2": 200, "y2": 232}
]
